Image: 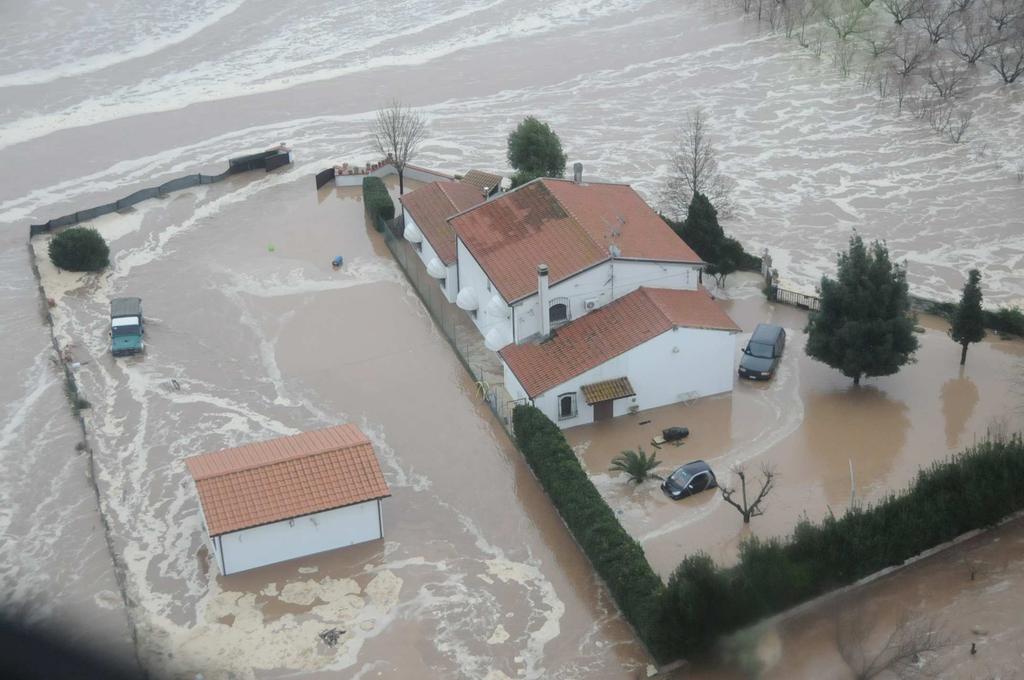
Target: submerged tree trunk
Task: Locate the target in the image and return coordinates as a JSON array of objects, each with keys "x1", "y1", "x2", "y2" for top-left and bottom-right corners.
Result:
[
  {"x1": 961, "y1": 342, "x2": 969, "y2": 366},
  {"x1": 853, "y1": 373, "x2": 862, "y2": 386},
  {"x1": 398, "y1": 168, "x2": 405, "y2": 196}
]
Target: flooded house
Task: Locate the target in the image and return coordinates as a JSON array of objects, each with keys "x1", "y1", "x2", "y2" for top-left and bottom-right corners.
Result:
[
  {"x1": 442, "y1": 166, "x2": 740, "y2": 427},
  {"x1": 399, "y1": 180, "x2": 487, "y2": 303},
  {"x1": 185, "y1": 425, "x2": 390, "y2": 575}
]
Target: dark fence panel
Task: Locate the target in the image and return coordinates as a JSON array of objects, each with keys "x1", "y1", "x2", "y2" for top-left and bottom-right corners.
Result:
[
  {"x1": 29, "y1": 149, "x2": 292, "y2": 237},
  {"x1": 315, "y1": 167, "x2": 335, "y2": 190}
]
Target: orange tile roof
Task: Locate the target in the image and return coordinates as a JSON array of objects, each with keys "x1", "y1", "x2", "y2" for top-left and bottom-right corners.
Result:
[
  {"x1": 460, "y1": 170, "x2": 503, "y2": 195},
  {"x1": 185, "y1": 424, "x2": 390, "y2": 536},
  {"x1": 500, "y1": 287, "x2": 740, "y2": 398},
  {"x1": 399, "y1": 181, "x2": 485, "y2": 264},
  {"x1": 581, "y1": 377, "x2": 635, "y2": 404},
  {"x1": 450, "y1": 179, "x2": 702, "y2": 302}
]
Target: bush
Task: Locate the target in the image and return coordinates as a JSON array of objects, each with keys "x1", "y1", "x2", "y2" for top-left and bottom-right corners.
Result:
[
  {"x1": 924, "y1": 299, "x2": 1023, "y2": 337},
  {"x1": 362, "y1": 176, "x2": 394, "y2": 229},
  {"x1": 659, "y1": 435, "x2": 1024, "y2": 660},
  {"x1": 48, "y1": 227, "x2": 109, "y2": 272},
  {"x1": 512, "y1": 405, "x2": 671, "y2": 660}
]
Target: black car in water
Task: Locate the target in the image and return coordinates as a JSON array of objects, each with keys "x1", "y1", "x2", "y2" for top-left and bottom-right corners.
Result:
[
  {"x1": 738, "y1": 323, "x2": 786, "y2": 380},
  {"x1": 661, "y1": 460, "x2": 717, "y2": 500}
]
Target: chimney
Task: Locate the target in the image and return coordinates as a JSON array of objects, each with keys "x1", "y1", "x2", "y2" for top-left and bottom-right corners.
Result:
[
  {"x1": 573, "y1": 162, "x2": 583, "y2": 184},
  {"x1": 538, "y1": 264, "x2": 550, "y2": 339}
]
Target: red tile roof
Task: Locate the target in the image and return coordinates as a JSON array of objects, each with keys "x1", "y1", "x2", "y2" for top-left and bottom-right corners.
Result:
[
  {"x1": 400, "y1": 181, "x2": 485, "y2": 264},
  {"x1": 450, "y1": 179, "x2": 702, "y2": 302},
  {"x1": 460, "y1": 170, "x2": 503, "y2": 195},
  {"x1": 185, "y1": 424, "x2": 390, "y2": 536},
  {"x1": 499, "y1": 287, "x2": 739, "y2": 398}
]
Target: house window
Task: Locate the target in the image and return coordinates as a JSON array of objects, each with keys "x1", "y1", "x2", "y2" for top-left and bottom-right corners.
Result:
[
  {"x1": 486, "y1": 280, "x2": 492, "y2": 292},
  {"x1": 557, "y1": 393, "x2": 577, "y2": 420},
  {"x1": 414, "y1": 241, "x2": 422, "y2": 252},
  {"x1": 439, "y1": 278, "x2": 446, "y2": 291},
  {"x1": 549, "y1": 301, "x2": 569, "y2": 327}
]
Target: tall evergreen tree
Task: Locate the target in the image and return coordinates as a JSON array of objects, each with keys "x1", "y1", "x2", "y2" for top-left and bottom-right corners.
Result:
[
  {"x1": 950, "y1": 269, "x2": 986, "y2": 366},
  {"x1": 805, "y1": 234, "x2": 919, "y2": 385},
  {"x1": 506, "y1": 116, "x2": 566, "y2": 187},
  {"x1": 673, "y1": 192, "x2": 724, "y2": 262}
]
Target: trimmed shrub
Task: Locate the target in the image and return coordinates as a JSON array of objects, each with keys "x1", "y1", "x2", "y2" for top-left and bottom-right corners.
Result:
[
  {"x1": 512, "y1": 405, "x2": 671, "y2": 661},
  {"x1": 48, "y1": 227, "x2": 109, "y2": 272},
  {"x1": 924, "y1": 299, "x2": 1023, "y2": 337},
  {"x1": 362, "y1": 176, "x2": 395, "y2": 229}
]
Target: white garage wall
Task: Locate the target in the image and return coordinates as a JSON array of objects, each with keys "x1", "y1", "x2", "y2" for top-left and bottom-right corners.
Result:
[
  {"x1": 522, "y1": 326, "x2": 737, "y2": 429},
  {"x1": 217, "y1": 499, "x2": 383, "y2": 575},
  {"x1": 455, "y1": 238, "x2": 513, "y2": 342},
  {"x1": 405, "y1": 214, "x2": 458, "y2": 303}
]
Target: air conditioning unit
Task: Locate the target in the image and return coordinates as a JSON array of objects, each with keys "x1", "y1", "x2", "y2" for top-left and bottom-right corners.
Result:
[{"x1": 584, "y1": 298, "x2": 598, "y2": 311}]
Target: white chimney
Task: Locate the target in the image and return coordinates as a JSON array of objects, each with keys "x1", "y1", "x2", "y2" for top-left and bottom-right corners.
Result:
[
  {"x1": 573, "y1": 162, "x2": 583, "y2": 184},
  {"x1": 538, "y1": 264, "x2": 550, "y2": 339}
]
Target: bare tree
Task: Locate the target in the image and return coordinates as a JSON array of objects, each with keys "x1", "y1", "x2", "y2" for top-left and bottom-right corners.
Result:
[
  {"x1": 891, "y1": 32, "x2": 931, "y2": 75},
  {"x1": 946, "y1": 108, "x2": 974, "y2": 141},
  {"x1": 1015, "y1": 157, "x2": 1024, "y2": 182},
  {"x1": 821, "y1": 0, "x2": 875, "y2": 39},
  {"x1": 880, "y1": 0, "x2": 926, "y2": 24},
  {"x1": 983, "y1": 0, "x2": 1020, "y2": 31},
  {"x1": 951, "y1": 0, "x2": 976, "y2": 12},
  {"x1": 836, "y1": 606, "x2": 951, "y2": 679},
  {"x1": 661, "y1": 107, "x2": 736, "y2": 218},
  {"x1": 949, "y1": 11, "x2": 1004, "y2": 63},
  {"x1": 926, "y1": 61, "x2": 969, "y2": 97},
  {"x1": 371, "y1": 100, "x2": 428, "y2": 196},
  {"x1": 922, "y1": 0, "x2": 962, "y2": 42},
  {"x1": 985, "y1": 32, "x2": 1024, "y2": 82},
  {"x1": 862, "y1": 27, "x2": 900, "y2": 57},
  {"x1": 720, "y1": 463, "x2": 777, "y2": 523}
]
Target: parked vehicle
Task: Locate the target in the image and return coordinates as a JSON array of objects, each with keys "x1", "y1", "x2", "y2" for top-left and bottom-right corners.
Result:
[
  {"x1": 110, "y1": 297, "x2": 144, "y2": 357},
  {"x1": 738, "y1": 323, "x2": 786, "y2": 380},
  {"x1": 661, "y1": 460, "x2": 717, "y2": 500}
]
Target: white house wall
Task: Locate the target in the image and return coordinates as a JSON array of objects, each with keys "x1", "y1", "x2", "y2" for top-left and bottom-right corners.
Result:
[
  {"x1": 406, "y1": 214, "x2": 458, "y2": 302},
  {"x1": 507, "y1": 326, "x2": 737, "y2": 429},
  {"x1": 215, "y1": 500, "x2": 383, "y2": 575},
  {"x1": 456, "y1": 238, "x2": 513, "y2": 343},
  {"x1": 610, "y1": 260, "x2": 699, "y2": 296}
]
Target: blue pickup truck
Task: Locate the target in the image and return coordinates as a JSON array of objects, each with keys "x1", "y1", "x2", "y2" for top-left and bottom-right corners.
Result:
[{"x1": 110, "y1": 297, "x2": 144, "y2": 356}]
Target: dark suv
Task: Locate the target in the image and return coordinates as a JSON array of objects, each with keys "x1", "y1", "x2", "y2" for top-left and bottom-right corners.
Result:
[
  {"x1": 738, "y1": 323, "x2": 786, "y2": 380},
  {"x1": 661, "y1": 460, "x2": 717, "y2": 500}
]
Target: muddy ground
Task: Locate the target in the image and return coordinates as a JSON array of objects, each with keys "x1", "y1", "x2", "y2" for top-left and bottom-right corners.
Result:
[{"x1": 568, "y1": 273, "x2": 1024, "y2": 577}]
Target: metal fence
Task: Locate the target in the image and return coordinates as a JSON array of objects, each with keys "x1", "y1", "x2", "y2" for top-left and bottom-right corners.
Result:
[
  {"x1": 378, "y1": 214, "x2": 523, "y2": 431},
  {"x1": 769, "y1": 285, "x2": 821, "y2": 311},
  {"x1": 29, "y1": 148, "x2": 292, "y2": 237}
]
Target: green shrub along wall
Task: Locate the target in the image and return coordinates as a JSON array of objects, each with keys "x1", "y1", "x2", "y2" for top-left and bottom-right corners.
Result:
[
  {"x1": 362, "y1": 176, "x2": 395, "y2": 229},
  {"x1": 511, "y1": 405, "x2": 672, "y2": 661},
  {"x1": 925, "y1": 300, "x2": 1024, "y2": 337},
  {"x1": 48, "y1": 227, "x2": 110, "y2": 272},
  {"x1": 512, "y1": 405, "x2": 1024, "y2": 663}
]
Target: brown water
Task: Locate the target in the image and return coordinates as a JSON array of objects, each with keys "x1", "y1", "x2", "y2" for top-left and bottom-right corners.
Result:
[
  {"x1": 568, "y1": 273, "x2": 1024, "y2": 576},
  {"x1": 1, "y1": 0, "x2": 1023, "y2": 676}
]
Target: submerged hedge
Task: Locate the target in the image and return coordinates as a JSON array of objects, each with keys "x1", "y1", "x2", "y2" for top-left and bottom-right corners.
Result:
[
  {"x1": 513, "y1": 404, "x2": 1024, "y2": 663},
  {"x1": 925, "y1": 299, "x2": 1024, "y2": 337},
  {"x1": 512, "y1": 405, "x2": 671, "y2": 660},
  {"x1": 362, "y1": 176, "x2": 394, "y2": 228}
]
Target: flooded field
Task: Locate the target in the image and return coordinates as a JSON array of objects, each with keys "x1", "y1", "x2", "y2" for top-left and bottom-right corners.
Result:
[
  {"x1": 0, "y1": 0, "x2": 1022, "y2": 677},
  {"x1": 24, "y1": 173, "x2": 651, "y2": 678},
  {"x1": 569, "y1": 273, "x2": 1024, "y2": 576}
]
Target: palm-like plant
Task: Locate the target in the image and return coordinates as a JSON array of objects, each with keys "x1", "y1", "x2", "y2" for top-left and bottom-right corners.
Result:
[{"x1": 609, "y1": 447, "x2": 663, "y2": 484}]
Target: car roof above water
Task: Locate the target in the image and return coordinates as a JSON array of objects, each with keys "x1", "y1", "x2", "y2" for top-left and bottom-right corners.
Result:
[
  {"x1": 110, "y1": 297, "x2": 142, "y2": 318},
  {"x1": 677, "y1": 460, "x2": 711, "y2": 475},
  {"x1": 750, "y1": 323, "x2": 784, "y2": 343}
]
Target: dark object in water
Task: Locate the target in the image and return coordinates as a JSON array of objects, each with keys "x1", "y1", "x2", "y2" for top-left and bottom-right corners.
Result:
[
  {"x1": 332, "y1": 256, "x2": 344, "y2": 268},
  {"x1": 662, "y1": 427, "x2": 689, "y2": 442},
  {"x1": 638, "y1": 420, "x2": 651, "y2": 425}
]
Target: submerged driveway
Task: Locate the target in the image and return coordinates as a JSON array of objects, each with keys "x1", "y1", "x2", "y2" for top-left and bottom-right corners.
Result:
[{"x1": 35, "y1": 170, "x2": 648, "y2": 679}]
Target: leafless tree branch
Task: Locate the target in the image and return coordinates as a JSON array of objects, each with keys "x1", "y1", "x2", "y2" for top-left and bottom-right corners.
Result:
[
  {"x1": 371, "y1": 100, "x2": 428, "y2": 196},
  {"x1": 836, "y1": 605, "x2": 952, "y2": 679},
  {"x1": 660, "y1": 107, "x2": 737, "y2": 219},
  {"x1": 720, "y1": 462, "x2": 777, "y2": 523}
]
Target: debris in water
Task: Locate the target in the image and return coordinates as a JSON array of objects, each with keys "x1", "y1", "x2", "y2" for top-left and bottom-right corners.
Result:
[
  {"x1": 639, "y1": 420, "x2": 651, "y2": 425},
  {"x1": 318, "y1": 628, "x2": 344, "y2": 647},
  {"x1": 267, "y1": 243, "x2": 276, "y2": 252},
  {"x1": 332, "y1": 255, "x2": 343, "y2": 268}
]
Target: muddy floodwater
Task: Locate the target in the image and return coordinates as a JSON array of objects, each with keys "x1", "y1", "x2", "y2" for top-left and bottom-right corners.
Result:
[
  {"x1": 1, "y1": 0, "x2": 1023, "y2": 677},
  {"x1": 569, "y1": 273, "x2": 1024, "y2": 576}
]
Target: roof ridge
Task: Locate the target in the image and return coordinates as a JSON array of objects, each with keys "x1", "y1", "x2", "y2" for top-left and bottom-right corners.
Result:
[
  {"x1": 209, "y1": 441, "x2": 376, "y2": 483},
  {"x1": 539, "y1": 179, "x2": 611, "y2": 264},
  {"x1": 188, "y1": 426, "x2": 371, "y2": 481}
]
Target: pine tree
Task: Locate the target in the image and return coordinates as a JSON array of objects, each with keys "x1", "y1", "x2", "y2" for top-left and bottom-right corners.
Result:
[
  {"x1": 506, "y1": 117, "x2": 567, "y2": 187},
  {"x1": 950, "y1": 269, "x2": 986, "y2": 366},
  {"x1": 805, "y1": 234, "x2": 919, "y2": 385},
  {"x1": 673, "y1": 192, "x2": 724, "y2": 262}
]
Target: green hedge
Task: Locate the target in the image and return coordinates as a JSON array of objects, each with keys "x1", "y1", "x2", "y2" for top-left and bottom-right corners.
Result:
[
  {"x1": 362, "y1": 176, "x2": 394, "y2": 229},
  {"x1": 512, "y1": 405, "x2": 671, "y2": 661},
  {"x1": 659, "y1": 435, "x2": 1024, "y2": 659},
  {"x1": 48, "y1": 226, "x2": 109, "y2": 272},
  {"x1": 925, "y1": 300, "x2": 1024, "y2": 337},
  {"x1": 514, "y1": 403, "x2": 1024, "y2": 664}
]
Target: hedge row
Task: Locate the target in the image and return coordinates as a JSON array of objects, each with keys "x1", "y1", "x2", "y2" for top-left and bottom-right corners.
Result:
[
  {"x1": 513, "y1": 404, "x2": 1024, "y2": 663},
  {"x1": 362, "y1": 176, "x2": 394, "y2": 229},
  {"x1": 511, "y1": 405, "x2": 671, "y2": 661},
  {"x1": 660, "y1": 435, "x2": 1024, "y2": 656},
  {"x1": 925, "y1": 299, "x2": 1024, "y2": 337}
]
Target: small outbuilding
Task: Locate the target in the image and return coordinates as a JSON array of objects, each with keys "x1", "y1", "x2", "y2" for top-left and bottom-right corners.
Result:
[{"x1": 186, "y1": 424, "x2": 390, "y2": 575}]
